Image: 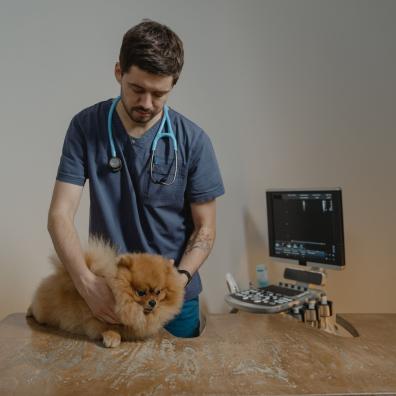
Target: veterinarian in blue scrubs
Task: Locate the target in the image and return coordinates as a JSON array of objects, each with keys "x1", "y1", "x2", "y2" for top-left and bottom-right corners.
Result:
[{"x1": 48, "y1": 20, "x2": 224, "y2": 338}]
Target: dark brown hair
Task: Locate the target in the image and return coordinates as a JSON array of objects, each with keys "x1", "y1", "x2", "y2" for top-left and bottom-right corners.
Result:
[{"x1": 119, "y1": 19, "x2": 184, "y2": 85}]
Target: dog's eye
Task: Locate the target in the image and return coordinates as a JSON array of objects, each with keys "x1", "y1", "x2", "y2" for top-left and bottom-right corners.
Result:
[
  {"x1": 136, "y1": 290, "x2": 146, "y2": 297},
  {"x1": 155, "y1": 290, "x2": 161, "y2": 295}
]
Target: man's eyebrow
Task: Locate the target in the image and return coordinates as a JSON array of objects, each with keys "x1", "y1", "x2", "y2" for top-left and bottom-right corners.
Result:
[{"x1": 128, "y1": 82, "x2": 170, "y2": 94}]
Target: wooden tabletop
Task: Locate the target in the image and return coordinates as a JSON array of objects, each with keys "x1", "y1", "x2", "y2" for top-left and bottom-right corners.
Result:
[{"x1": 0, "y1": 312, "x2": 395, "y2": 395}]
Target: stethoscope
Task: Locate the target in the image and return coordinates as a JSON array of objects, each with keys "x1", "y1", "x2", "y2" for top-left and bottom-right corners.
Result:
[{"x1": 107, "y1": 96, "x2": 178, "y2": 185}]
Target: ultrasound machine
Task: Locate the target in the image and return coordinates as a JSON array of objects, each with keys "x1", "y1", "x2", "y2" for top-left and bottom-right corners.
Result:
[{"x1": 225, "y1": 188, "x2": 345, "y2": 320}]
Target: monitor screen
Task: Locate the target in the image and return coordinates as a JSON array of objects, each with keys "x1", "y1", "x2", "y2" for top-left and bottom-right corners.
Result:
[{"x1": 266, "y1": 189, "x2": 345, "y2": 269}]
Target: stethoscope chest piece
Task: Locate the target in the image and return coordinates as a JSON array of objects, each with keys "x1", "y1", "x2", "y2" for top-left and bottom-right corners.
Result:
[{"x1": 108, "y1": 156, "x2": 122, "y2": 172}]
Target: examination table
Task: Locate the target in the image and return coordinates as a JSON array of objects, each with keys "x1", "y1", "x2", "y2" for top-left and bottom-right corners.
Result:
[{"x1": 0, "y1": 311, "x2": 395, "y2": 395}]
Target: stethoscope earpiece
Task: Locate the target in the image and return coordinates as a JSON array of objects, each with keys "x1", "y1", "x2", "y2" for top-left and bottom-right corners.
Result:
[{"x1": 108, "y1": 156, "x2": 122, "y2": 172}]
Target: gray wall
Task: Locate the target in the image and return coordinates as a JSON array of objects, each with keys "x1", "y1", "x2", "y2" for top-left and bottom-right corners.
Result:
[{"x1": 1, "y1": 0, "x2": 395, "y2": 319}]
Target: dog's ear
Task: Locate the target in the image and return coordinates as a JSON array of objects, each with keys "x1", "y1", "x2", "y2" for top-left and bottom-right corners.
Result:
[
  {"x1": 164, "y1": 259, "x2": 175, "y2": 274},
  {"x1": 117, "y1": 255, "x2": 134, "y2": 270}
]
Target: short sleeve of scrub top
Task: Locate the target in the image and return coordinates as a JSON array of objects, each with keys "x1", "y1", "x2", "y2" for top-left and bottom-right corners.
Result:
[
  {"x1": 56, "y1": 116, "x2": 87, "y2": 186},
  {"x1": 186, "y1": 131, "x2": 224, "y2": 203}
]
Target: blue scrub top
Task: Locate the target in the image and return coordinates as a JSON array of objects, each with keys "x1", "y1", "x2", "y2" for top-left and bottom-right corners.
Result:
[{"x1": 56, "y1": 99, "x2": 225, "y2": 300}]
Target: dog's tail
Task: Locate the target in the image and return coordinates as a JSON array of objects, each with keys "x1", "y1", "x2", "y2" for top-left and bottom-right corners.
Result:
[
  {"x1": 47, "y1": 236, "x2": 118, "y2": 277},
  {"x1": 84, "y1": 236, "x2": 118, "y2": 277}
]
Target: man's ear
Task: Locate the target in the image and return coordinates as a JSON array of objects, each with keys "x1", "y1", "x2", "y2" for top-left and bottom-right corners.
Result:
[{"x1": 114, "y1": 62, "x2": 122, "y2": 84}]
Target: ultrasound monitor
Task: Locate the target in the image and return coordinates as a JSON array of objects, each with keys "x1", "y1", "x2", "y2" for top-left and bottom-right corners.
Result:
[{"x1": 266, "y1": 189, "x2": 345, "y2": 270}]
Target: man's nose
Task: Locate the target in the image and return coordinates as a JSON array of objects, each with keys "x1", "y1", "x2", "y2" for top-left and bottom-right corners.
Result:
[{"x1": 139, "y1": 93, "x2": 152, "y2": 109}]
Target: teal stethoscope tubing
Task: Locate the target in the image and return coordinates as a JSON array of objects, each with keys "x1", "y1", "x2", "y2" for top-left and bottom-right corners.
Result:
[{"x1": 107, "y1": 96, "x2": 178, "y2": 185}]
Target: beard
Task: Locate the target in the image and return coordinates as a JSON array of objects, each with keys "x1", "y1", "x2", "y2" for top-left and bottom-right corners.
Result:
[
  {"x1": 121, "y1": 101, "x2": 163, "y2": 126},
  {"x1": 129, "y1": 107, "x2": 156, "y2": 124}
]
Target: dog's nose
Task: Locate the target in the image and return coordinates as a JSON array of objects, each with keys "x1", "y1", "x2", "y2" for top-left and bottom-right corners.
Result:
[{"x1": 148, "y1": 300, "x2": 156, "y2": 307}]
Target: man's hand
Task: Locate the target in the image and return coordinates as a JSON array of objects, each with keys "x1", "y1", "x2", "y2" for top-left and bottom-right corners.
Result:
[{"x1": 77, "y1": 272, "x2": 120, "y2": 324}]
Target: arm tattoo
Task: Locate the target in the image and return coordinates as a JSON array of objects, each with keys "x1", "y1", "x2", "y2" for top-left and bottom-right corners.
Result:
[{"x1": 184, "y1": 228, "x2": 214, "y2": 256}]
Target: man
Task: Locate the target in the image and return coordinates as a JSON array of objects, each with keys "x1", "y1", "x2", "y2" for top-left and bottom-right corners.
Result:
[{"x1": 48, "y1": 20, "x2": 225, "y2": 338}]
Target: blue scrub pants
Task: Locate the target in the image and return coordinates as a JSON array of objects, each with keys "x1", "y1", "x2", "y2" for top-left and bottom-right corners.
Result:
[{"x1": 164, "y1": 297, "x2": 200, "y2": 338}]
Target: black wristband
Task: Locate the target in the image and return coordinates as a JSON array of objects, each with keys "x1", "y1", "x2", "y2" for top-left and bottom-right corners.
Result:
[{"x1": 177, "y1": 269, "x2": 192, "y2": 288}]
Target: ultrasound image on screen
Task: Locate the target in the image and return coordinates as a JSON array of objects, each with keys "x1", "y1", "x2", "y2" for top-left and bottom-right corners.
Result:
[
  {"x1": 267, "y1": 191, "x2": 344, "y2": 266},
  {"x1": 273, "y1": 195, "x2": 334, "y2": 246}
]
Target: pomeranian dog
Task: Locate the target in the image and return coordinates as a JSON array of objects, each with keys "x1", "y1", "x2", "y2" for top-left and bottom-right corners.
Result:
[{"x1": 28, "y1": 238, "x2": 185, "y2": 347}]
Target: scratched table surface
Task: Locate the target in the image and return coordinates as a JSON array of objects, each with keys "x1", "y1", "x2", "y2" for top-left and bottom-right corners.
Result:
[{"x1": 0, "y1": 312, "x2": 395, "y2": 396}]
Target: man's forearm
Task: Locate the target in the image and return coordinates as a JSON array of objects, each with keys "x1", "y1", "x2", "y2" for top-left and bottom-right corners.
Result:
[
  {"x1": 47, "y1": 214, "x2": 92, "y2": 292},
  {"x1": 177, "y1": 226, "x2": 216, "y2": 277}
]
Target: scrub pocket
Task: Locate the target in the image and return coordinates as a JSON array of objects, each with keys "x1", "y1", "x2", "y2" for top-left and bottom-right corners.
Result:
[{"x1": 143, "y1": 161, "x2": 187, "y2": 206}]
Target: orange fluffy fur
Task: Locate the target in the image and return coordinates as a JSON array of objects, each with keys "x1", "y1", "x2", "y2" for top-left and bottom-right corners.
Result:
[{"x1": 28, "y1": 238, "x2": 185, "y2": 347}]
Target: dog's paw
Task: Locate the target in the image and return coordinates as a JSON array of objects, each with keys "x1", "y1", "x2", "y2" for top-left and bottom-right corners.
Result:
[{"x1": 102, "y1": 330, "x2": 121, "y2": 348}]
